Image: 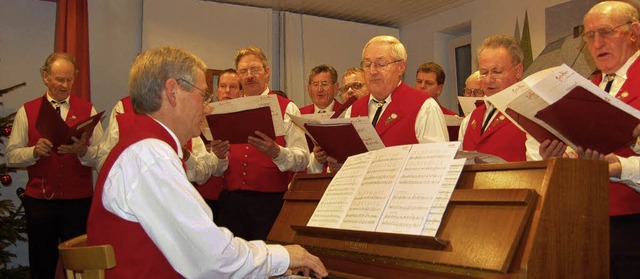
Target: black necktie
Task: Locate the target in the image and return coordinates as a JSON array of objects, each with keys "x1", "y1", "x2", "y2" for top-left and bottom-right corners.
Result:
[
  {"x1": 51, "y1": 100, "x2": 66, "y2": 115},
  {"x1": 371, "y1": 99, "x2": 386, "y2": 127},
  {"x1": 481, "y1": 107, "x2": 497, "y2": 134},
  {"x1": 318, "y1": 110, "x2": 326, "y2": 113},
  {"x1": 604, "y1": 74, "x2": 615, "y2": 93}
]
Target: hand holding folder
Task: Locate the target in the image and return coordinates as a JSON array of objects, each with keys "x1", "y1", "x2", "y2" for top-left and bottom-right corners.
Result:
[{"x1": 35, "y1": 99, "x2": 105, "y2": 150}]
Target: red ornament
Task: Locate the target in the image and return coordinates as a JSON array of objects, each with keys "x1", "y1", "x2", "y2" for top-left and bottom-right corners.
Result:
[
  {"x1": 1, "y1": 126, "x2": 11, "y2": 137},
  {"x1": 0, "y1": 174, "x2": 12, "y2": 186}
]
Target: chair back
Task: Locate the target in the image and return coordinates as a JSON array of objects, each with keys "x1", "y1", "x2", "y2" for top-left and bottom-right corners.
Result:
[{"x1": 58, "y1": 234, "x2": 116, "y2": 279}]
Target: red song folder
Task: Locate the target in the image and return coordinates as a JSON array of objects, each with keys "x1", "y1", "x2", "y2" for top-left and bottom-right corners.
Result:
[
  {"x1": 534, "y1": 86, "x2": 639, "y2": 154},
  {"x1": 206, "y1": 106, "x2": 275, "y2": 144}
]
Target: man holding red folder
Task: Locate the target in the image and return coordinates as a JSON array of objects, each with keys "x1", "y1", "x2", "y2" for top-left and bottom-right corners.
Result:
[
  {"x1": 216, "y1": 46, "x2": 309, "y2": 241},
  {"x1": 540, "y1": 2, "x2": 640, "y2": 277},
  {"x1": 5, "y1": 52, "x2": 103, "y2": 279}
]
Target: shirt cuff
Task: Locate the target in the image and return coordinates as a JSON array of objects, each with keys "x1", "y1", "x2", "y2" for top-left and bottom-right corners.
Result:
[{"x1": 267, "y1": 244, "x2": 290, "y2": 276}]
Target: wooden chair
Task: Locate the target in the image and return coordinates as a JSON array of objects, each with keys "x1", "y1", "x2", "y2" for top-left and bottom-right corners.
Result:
[{"x1": 58, "y1": 234, "x2": 116, "y2": 279}]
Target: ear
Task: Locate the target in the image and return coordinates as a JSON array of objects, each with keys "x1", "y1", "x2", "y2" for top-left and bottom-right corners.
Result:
[
  {"x1": 629, "y1": 22, "x2": 640, "y2": 43},
  {"x1": 515, "y1": 63, "x2": 524, "y2": 80},
  {"x1": 165, "y1": 78, "x2": 180, "y2": 107},
  {"x1": 264, "y1": 66, "x2": 271, "y2": 80},
  {"x1": 398, "y1": 60, "x2": 407, "y2": 74}
]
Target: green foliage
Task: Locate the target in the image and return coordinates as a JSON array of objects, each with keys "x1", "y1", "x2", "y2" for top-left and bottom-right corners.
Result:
[{"x1": 0, "y1": 85, "x2": 28, "y2": 277}]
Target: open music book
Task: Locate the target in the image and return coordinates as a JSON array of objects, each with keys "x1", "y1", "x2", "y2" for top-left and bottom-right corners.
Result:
[
  {"x1": 204, "y1": 95, "x2": 285, "y2": 144},
  {"x1": 288, "y1": 114, "x2": 385, "y2": 163},
  {"x1": 307, "y1": 142, "x2": 464, "y2": 236},
  {"x1": 488, "y1": 64, "x2": 640, "y2": 154}
]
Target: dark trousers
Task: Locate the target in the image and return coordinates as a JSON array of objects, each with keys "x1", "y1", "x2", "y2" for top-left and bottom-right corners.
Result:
[
  {"x1": 204, "y1": 198, "x2": 219, "y2": 222},
  {"x1": 216, "y1": 190, "x2": 284, "y2": 241},
  {"x1": 611, "y1": 214, "x2": 640, "y2": 279},
  {"x1": 23, "y1": 196, "x2": 92, "y2": 279}
]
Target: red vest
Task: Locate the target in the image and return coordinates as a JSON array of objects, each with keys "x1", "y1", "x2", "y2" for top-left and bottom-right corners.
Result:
[
  {"x1": 24, "y1": 96, "x2": 94, "y2": 199},
  {"x1": 350, "y1": 82, "x2": 425, "y2": 146},
  {"x1": 462, "y1": 104, "x2": 527, "y2": 162},
  {"x1": 87, "y1": 114, "x2": 182, "y2": 278},
  {"x1": 223, "y1": 92, "x2": 292, "y2": 193},
  {"x1": 592, "y1": 58, "x2": 640, "y2": 216},
  {"x1": 196, "y1": 176, "x2": 223, "y2": 200},
  {"x1": 299, "y1": 99, "x2": 343, "y2": 114},
  {"x1": 116, "y1": 96, "x2": 136, "y2": 134}
]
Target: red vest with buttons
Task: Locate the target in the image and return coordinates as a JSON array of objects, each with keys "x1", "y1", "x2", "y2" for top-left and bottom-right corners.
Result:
[
  {"x1": 87, "y1": 114, "x2": 182, "y2": 278},
  {"x1": 592, "y1": 58, "x2": 640, "y2": 216},
  {"x1": 196, "y1": 176, "x2": 223, "y2": 200},
  {"x1": 223, "y1": 92, "x2": 291, "y2": 193},
  {"x1": 24, "y1": 95, "x2": 94, "y2": 199},
  {"x1": 350, "y1": 82, "x2": 425, "y2": 146},
  {"x1": 462, "y1": 104, "x2": 527, "y2": 162}
]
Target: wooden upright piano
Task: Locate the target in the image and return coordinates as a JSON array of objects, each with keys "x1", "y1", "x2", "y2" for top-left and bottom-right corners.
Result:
[{"x1": 267, "y1": 158, "x2": 609, "y2": 278}]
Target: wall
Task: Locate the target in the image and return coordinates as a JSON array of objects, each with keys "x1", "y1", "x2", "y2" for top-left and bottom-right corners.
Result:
[{"x1": 400, "y1": 0, "x2": 571, "y2": 112}]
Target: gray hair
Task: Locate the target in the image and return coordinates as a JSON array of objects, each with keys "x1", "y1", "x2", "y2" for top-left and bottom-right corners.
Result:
[
  {"x1": 362, "y1": 35, "x2": 408, "y2": 61},
  {"x1": 40, "y1": 52, "x2": 78, "y2": 76},
  {"x1": 477, "y1": 35, "x2": 524, "y2": 66},
  {"x1": 129, "y1": 46, "x2": 207, "y2": 114}
]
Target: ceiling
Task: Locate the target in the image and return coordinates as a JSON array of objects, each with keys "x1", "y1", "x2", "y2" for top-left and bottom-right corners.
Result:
[{"x1": 205, "y1": 0, "x2": 471, "y2": 28}]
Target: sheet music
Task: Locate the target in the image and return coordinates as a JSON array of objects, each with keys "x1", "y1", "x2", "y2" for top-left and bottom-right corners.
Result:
[
  {"x1": 288, "y1": 114, "x2": 385, "y2": 151},
  {"x1": 308, "y1": 142, "x2": 462, "y2": 236},
  {"x1": 207, "y1": 94, "x2": 285, "y2": 136},
  {"x1": 489, "y1": 64, "x2": 640, "y2": 152},
  {"x1": 306, "y1": 152, "x2": 373, "y2": 228},
  {"x1": 340, "y1": 145, "x2": 413, "y2": 231},
  {"x1": 375, "y1": 142, "x2": 460, "y2": 235},
  {"x1": 458, "y1": 96, "x2": 484, "y2": 116},
  {"x1": 421, "y1": 158, "x2": 465, "y2": 236}
]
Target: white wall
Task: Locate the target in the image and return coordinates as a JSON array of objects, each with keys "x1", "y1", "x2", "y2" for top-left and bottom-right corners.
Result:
[{"x1": 401, "y1": 0, "x2": 570, "y2": 112}]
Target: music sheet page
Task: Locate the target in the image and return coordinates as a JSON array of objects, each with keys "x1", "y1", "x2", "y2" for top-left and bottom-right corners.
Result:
[
  {"x1": 421, "y1": 158, "x2": 465, "y2": 236},
  {"x1": 375, "y1": 143, "x2": 460, "y2": 235},
  {"x1": 306, "y1": 152, "x2": 373, "y2": 228}
]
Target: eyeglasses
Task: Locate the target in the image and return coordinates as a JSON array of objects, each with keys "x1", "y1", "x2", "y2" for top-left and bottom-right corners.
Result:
[
  {"x1": 311, "y1": 82, "x2": 333, "y2": 91},
  {"x1": 360, "y1": 60, "x2": 402, "y2": 72},
  {"x1": 237, "y1": 67, "x2": 264, "y2": 77},
  {"x1": 340, "y1": 82, "x2": 364, "y2": 93},
  {"x1": 177, "y1": 78, "x2": 214, "y2": 103},
  {"x1": 582, "y1": 22, "x2": 632, "y2": 44},
  {"x1": 479, "y1": 66, "x2": 517, "y2": 80},
  {"x1": 463, "y1": 88, "x2": 484, "y2": 97}
]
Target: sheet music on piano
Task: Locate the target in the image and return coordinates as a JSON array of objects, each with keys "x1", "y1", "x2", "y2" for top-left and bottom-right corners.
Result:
[{"x1": 307, "y1": 142, "x2": 465, "y2": 236}]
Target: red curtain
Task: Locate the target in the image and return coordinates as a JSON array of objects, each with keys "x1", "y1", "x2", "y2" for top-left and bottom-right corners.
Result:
[{"x1": 54, "y1": 0, "x2": 91, "y2": 101}]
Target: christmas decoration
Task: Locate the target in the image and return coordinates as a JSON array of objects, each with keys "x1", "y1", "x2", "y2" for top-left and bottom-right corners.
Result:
[
  {"x1": 0, "y1": 82, "x2": 28, "y2": 278},
  {"x1": 1, "y1": 127, "x2": 11, "y2": 137},
  {"x1": 0, "y1": 175, "x2": 12, "y2": 186}
]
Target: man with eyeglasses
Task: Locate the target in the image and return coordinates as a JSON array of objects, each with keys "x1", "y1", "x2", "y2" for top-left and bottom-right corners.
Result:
[
  {"x1": 415, "y1": 62, "x2": 458, "y2": 116},
  {"x1": 301, "y1": 65, "x2": 343, "y2": 174},
  {"x1": 300, "y1": 64, "x2": 343, "y2": 115},
  {"x1": 539, "y1": 2, "x2": 640, "y2": 277},
  {"x1": 215, "y1": 46, "x2": 309, "y2": 241},
  {"x1": 458, "y1": 35, "x2": 529, "y2": 162},
  {"x1": 340, "y1": 67, "x2": 369, "y2": 102},
  {"x1": 87, "y1": 46, "x2": 327, "y2": 279},
  {"x1": 323, "y1": 36, "x2": 448, "y2": 171},
  {"x1": 5, "y1": 52, "x2": 104, "y2": 279},
  {"x1": 463, "y1": 71, "x2": 484, "y2": 97}
]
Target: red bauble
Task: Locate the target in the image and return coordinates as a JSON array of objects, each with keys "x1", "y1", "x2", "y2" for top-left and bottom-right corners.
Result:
[
  {"x1": 0, "y1": 174, "x2": 12, "y2": 186},
  {"x1": 1, "y1": 126, "x2": 11, "y2": 137}
]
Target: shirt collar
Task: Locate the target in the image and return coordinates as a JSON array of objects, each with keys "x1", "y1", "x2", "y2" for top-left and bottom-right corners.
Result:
[
  {"x1": 149, "y1": 117, "x2": 183, "y2": 159},
  {"x1": 46, "y1": 93, "x2": 70, "y2": 104},
  {"x1": 315, "y1": 100, "x2": 335, "y2": 113}
]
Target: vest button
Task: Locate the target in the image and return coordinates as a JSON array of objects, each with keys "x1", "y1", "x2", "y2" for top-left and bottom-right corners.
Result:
[
  {"x1": 244, "y1": 155, "x2": 248, "y2": 158},
  {"x1": 245, "y1": 146, "x2": 249, "y2": 150}
]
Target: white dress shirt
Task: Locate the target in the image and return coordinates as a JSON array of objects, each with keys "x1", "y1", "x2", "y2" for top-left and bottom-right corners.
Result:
[{"x1": 101, "y1": 118, "x2": 290, "y2": 278}]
